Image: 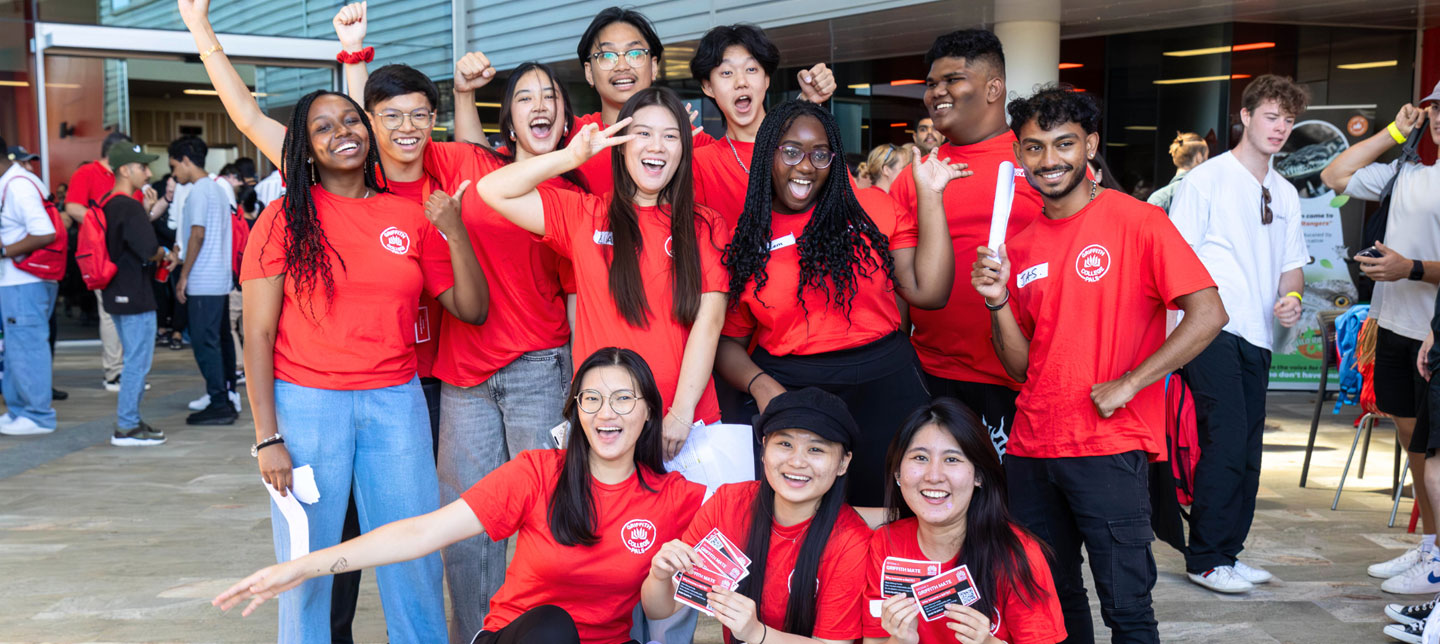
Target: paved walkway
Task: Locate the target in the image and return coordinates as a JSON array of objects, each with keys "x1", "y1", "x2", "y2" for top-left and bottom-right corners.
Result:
[{"x1": 0, "y1": 345, "x2": 1427, "y2": 642}]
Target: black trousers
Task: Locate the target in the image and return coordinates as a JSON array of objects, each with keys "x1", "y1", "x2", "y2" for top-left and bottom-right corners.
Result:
[
  {"x1": 1182, "y1": 331, "x2": 1270, "y2": 572},
  {"x1": 471, "y1": 605, "x2": 583, "y2": 644},
  {"x1": 186, "y1": 294, "x2": 236, "y2": 401},
  {"x1": 750, "y1": 332, "x2": 931, "y2": 507},
  {"x1": 1007, "y1": 451, "x2": 1159, "y2": 644},
  {"x1": 923, "y1": 374, "x2": 1018, "y2": 458}
]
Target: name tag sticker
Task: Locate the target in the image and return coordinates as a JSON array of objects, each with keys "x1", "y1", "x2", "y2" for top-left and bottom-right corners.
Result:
[
  {"x1": 1017, "y1": 262, "x2": 1048, "y2": 289},
  {"x1": 593, "y1": 230, "x2": 614, "y2": 246},
  {"x1": 768, "y1": 233, "x2": 797, "y2": 251}
]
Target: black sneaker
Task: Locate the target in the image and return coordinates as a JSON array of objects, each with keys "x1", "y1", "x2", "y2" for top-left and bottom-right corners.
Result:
[
  {"x1": 111, "y1": 422, "x2": 165, "y2": 446},
  {"x1": 187, "y1": 401, "x2": 238, "y2": 425},
  {"x1": 1384, "y1": 620, "x2": 1424, "y2": 644},
  {"x1": 51, "y1": 388, "x2": 68, "y2": 401},
  {"x1": 1389, "y1": 597, "x2": 1439, "y2": 627}
]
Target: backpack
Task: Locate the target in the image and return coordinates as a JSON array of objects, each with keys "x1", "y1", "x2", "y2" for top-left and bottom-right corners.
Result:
[
  {"x1": 230, "y1": 204, "x2": 251, "y2": 283},
  {"x1": 0, "y1": 174, "x2": 68, "y2": 280},
  {"x1": 75, "y1": 194, "x2": 121, "y2": 290},
  {"x1": 1165, "y1": 372, "x2": 1201, "y2": 507}
]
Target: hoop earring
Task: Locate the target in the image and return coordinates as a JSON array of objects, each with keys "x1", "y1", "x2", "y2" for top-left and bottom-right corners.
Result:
[{"x1": 509, "y1": 130, "x2": 515, "y2": 139}]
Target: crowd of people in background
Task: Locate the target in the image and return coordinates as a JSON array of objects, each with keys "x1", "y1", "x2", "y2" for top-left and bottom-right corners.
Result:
[{"x1": 2, "y1": 0, "x2": 1439, "y2": 643}]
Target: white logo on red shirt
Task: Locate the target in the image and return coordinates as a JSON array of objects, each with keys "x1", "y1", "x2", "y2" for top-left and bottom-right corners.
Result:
[
  {"x1": 1074, "y1": 244, "x2": 1110, "y2": 282},
  {"x1": 665, "y1": 236, "x2": 673, "y2": 257},
  {"x1": 1017, "y1": 262, "x2": 1048, "y2": 289},
  {"x1": 621, "y1": 518, "x2": 657, "y2": 554},
  {"x1": 379, "y1": 226, "x2": 411, "y2": 255}
]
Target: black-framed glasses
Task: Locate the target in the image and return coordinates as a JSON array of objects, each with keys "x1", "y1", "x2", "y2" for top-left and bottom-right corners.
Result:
[
  {"x1": 779, "y1": 145, "x2": 834, "y2": 169},
  {"x1": 1261, "y1": 186, "x2": 1273, "y2": 225},
  {"x1": 575, "y1": 389, "x2": 639, "y2": 415},
  {"x1": 589, "y1": 48, "x2": 650, "y2": 71},
  {"x1": 376, "y1": 110, "x2": 434, "y2": 130}
]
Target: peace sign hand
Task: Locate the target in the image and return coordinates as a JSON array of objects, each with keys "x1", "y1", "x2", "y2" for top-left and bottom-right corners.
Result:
[{"x1": 566, "y1": 118, "x2": 635, "y2": 165}]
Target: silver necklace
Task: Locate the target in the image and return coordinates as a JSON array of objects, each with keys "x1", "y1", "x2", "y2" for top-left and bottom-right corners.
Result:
[{"x1": 726, "y1": 138, "x2": 749, "y2": 175}]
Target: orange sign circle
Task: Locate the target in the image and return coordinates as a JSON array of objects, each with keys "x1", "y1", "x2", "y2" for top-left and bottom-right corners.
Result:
[{"x1": 1347, "y1": 115, "x2": 1369, "y2": 137}]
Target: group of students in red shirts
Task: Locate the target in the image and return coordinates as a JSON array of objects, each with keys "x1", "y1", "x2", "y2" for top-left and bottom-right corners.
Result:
[{"x1": 178, "y1": 0, "x2": 1234, "y2": 641}]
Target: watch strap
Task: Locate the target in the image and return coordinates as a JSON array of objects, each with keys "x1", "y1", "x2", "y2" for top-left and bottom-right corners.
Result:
[{"x1": 1411, "y1": 259, "x2": 1425, "y2": 281}]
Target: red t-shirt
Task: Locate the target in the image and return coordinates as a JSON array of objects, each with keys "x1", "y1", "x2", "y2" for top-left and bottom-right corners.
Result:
[
  {"x1": 693, "y1": 137, "x2": 753, "y2": 226},
  {"x1": 1004, "y1": 190, "x2": 1215, "y2": 459},
  {"x1": 571, "y1": 111, "x2": 717, "y2": 197},
  {"x1": 383, "y1": 175, "x2": 443, "y2": 380},
  {"x1": 463, "y1": 449, "x2": 705, "y2": 644},
  {"x1": 66, "y1": 160, "x2": 142, "y2": 208},
  {"x1": 538, "y1": 187, "x2": 727, "y2": 423},
  {"x1": 889, "y1": 133, "x2": 1042, "y2": 388},
  {"x1": 680, "y1": 481, "x2": 869, "y2": 641},
  {"x1": 863, "y1": 518, "x2": 1066, "y2": 644},
  {"x1": 239, "y1": 187, "x2": 455, "y2": 389},
  {"x1": 722, "y1": 195, "x2": 916, "y2": 356},
  {"x1": 420, "y1": 142, "x2": 575, "y2": 386}
]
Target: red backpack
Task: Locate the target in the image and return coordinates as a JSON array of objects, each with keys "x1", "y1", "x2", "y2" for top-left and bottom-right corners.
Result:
[
  {"x1": 1165, "y1": 372, "x2": 1201, "y2": 507},
  {"x1": 76, "y1": 194, "x2": 121, "y2": 290},
  {"x1": 230, "y1": 204, "x2": 251, "y2": 280},
  {"x1": 0, "y1": 174, "x2": 69, "y2": 281}
]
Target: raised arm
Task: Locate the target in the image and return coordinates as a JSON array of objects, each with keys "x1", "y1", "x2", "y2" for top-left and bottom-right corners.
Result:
[
  {"x1": 452, "y1": 52, "x2": 497, "y2": 146},
  {"x1": 893, "y1": 150, "x2": 968, "y2": 309},
  {"x1": 178, "y1": 0, "x2": 287, "y2": 167},
  {"x1": 332, "y1": 2, "x2": 370, "y2": 106},
  {"x1": 1321, "y1": 103, "x2": 1423, "y2": 194},
  {"x1": 475, "y1": 119, "x2": 633, "y2": 235}
]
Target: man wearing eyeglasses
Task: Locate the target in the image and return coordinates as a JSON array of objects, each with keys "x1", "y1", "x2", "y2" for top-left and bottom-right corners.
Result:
[{"x1": 1168, "y1": 74, "x2": 1311, "y2": 595}]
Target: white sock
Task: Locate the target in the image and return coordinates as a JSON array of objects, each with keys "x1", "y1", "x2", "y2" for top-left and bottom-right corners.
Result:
[{"x1": 1422, "y1": 534, "x2": 1436, "y2": 554}]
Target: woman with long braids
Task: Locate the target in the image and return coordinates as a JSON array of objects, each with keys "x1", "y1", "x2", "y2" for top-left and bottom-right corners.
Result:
[
  {"x1": 715, "y1": 100, "x2": 967, "y2": 510},
  {"x1": 213, "y1": 348, "x2": 706, "y2": 644},
  {"x1": 641, "y1": 387, "x2": 870, "y2": 644},
  {"x1": 476, "y1": 86, "x2": 729, "y2": 463},
  {"x1": 865, "y1": 399, "x2": 1064, "y2": 644}
]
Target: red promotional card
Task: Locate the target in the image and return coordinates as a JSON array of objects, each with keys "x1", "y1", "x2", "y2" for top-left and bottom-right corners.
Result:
[
  {"x1": 673, "y1": 565, "x2": 738, "y2": 616},
  {"x1": 698, "y1": 528, "x2": 752, "y2": 568},
  {"x1": 910, "y1": 565, "x2": 980, "y2": 621},
  {"x1": 882, "y1": 556, "x2": 943, "y2": 597}
]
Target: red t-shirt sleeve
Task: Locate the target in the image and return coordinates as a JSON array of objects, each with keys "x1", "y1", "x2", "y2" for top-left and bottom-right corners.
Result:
[
  {"x1": 721, "y1": 299, "x2": 757, "y2": 339},
  {"x1": 239, "y1": 202, "x2": 288, "y2": 281},
  {"x1": 65, "y1": 164, "x2": 98, "y2": 207},
  {"x1": 539, "y1": 185, "x2": 604, "y2": 259},
  {"x1": 889, "y1": 164, "x2": 919, "y2": 214},
  {"x1": 419, "y1": 222, "x2": 456, "y2": 298},
  {"x1": 693, "y1": 129, "x2": 716, "y2": 149},
  {"x1": 1142, "y1": 207, "x2": 1216, "y2": 309},
  {"x1": 697, "y1": 205, "x2": 730, "y2": 294},
  {"x1": 461, "y1": 450, "x2": 549, "y2": 541},
  {"x1": 861, "y1": 190, "x2": 917, "y2": 251},
  {"x1": 1001, "y1": 533, "x2": 1067, "y2": 644},
  {"x1": 812, "y1": 517, "x2": 868, "y2": 640}
]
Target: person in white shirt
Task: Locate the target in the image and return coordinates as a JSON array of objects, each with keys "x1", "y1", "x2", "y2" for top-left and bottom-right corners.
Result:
[
  {"x1": 0, "y1": 134, "x2": 61, "y2": 435},
  {"x1": 1323, "y1": 85, "x2": 1440, "y2": 606},
  {"x1": 253, "y1": 168, "x2": 284, "y2": 210},
  {"x1": 1169, "y1": 74, "x2": 1311, "y2": 594}
]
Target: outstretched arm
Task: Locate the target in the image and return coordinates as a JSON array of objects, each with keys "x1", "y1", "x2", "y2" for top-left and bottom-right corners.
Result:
[
  {"x1": 178, "y1": 0, "x2": 287, "y2": 167},
  {"x1": 475, "y1": 119, "x2": 633, "y2": 235},
  {"x1": 332, "y1": 2, "x2": 370, "y2": 107},
  {"x1": 452, "y1": 52, "x2": 497, "y2": 146}
]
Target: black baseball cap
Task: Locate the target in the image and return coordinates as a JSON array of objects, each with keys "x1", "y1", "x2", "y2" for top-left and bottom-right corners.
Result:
[
  {"x1": 752, "y1": 387, "x2": 860, "y2": 449},
  {"x1": 7, "y1": 146, "x2": 38, "y2": 162}
]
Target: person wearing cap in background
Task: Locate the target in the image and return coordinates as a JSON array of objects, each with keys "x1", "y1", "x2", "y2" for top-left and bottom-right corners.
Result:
[
  {"x1": 7, "y1": 146, "x2": 40, "y2": 174},
  {"x1": 100, "y1": 143, "x2": 175, "y2": 447},
  {"x1": 8, "y1": 144, "x2": 72, "y2": 405},
  {"x1": 0, "y1": 134, "x2": 61, "y2": 436},
  {"x1": 641, "y1": 387, "x2": 871, "y2": 644},
  {"x1": 1321, "y1": 83, "x2": 1440, "y2": 602}
]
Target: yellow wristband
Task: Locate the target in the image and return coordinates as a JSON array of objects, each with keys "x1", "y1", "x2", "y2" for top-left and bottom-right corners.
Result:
[
  {"x1": 1388, "y1": 122, "x2": 1408, "y2": 145},
  {"x1": 1284, "y1": 291, "x2": 1302, "y2": 303},
  {"x1": 199, "y1": 43, "x2": 223, "y2": 62}
]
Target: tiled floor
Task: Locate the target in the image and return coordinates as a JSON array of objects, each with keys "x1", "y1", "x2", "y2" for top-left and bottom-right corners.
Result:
[{"x1": 0, "y1": 345, "x2": 1426, "y2": 642}]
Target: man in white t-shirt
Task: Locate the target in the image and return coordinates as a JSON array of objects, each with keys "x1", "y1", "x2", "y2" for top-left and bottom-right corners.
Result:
[
  {"x1": 1322, "y1": 89, "x2": 1440, "y2": 598},
  {"x1": 0, "y1": 134, "x2": 61, "y2": 435},
  {"x1": 1170, "y1": 74, "x2": 1311, "y2": 594},
  {"x1": 253, "y1": 168, "x2": 283, "y2": 210}
]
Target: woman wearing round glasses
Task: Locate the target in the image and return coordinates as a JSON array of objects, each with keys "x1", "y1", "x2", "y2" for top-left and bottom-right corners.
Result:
[{"x1": 715, "y1": 100, "x2": 968, "y2": 511}]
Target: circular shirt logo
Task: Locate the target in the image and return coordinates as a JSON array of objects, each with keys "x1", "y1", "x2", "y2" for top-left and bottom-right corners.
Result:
[
  {"x1": 379, "y1": 226, "x2": 411, "y2": 255},
  {"x1": 664, "y1": 236, "x2": 674, "y2": 257},
  {"x1": 621, "y1": 519, "x2": 657, "y2": 554},
  {"x1": 1075, "y1": 244, "x2": 1110, "y2": 282}
]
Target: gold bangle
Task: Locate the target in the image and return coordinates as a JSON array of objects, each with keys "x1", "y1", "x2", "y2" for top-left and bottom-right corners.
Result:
[
  {"x1": 199, "y1": 43, "x2": 223, "y2": 62},
  {"x1": 1387, "y1": 121, "x2": 1408, "y2": 145}
]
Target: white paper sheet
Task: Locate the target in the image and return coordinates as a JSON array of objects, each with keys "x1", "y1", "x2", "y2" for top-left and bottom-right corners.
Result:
[
  {"x1": 988, "y1": 161, "x2": 1016, "y2": 251},
  {"x1": 664, "y1": 423, "x2": 756, "y2": 493},
  {"x1": 264, "y1": 465, "x2": 320, "y2": 560}
]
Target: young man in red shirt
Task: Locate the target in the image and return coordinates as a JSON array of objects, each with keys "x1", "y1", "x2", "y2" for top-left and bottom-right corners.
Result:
[
  {"x1": 889, "y1": 30, "x2": 1045, "y2": 458},
  {"x1": 971, "y1": 87, "x2": 1226, "y2": 643}
]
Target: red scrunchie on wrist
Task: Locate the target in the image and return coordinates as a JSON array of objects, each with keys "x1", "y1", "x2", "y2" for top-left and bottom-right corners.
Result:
[{"x1": 336, "y1": 47, "x2": 375, "y2": 64}]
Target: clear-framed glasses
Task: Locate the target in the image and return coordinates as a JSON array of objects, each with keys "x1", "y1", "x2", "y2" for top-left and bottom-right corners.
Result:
[
  {"x1": 589, "y1": 48, "x2": 650, "y2": 71},
  {"x1": 778, "y1": 144, "x2": 834, "y2": 169},
  {"x1": 376, "y1": 109, "x2": 434, "y2": 130},
  {"x1": 575, "y1": 389, "x2": 639, "y2": 415}
]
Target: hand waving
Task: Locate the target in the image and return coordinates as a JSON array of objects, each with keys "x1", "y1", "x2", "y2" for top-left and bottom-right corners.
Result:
[
  {"x1": 177, "y1": 0, "x2": 212, "y2": 28},
  {"x1": 332, "y1": 2, "x2": 367, "y2": 52},
  {"x1": 913, "y1": 148, "x2": 971, "y2": 193}
]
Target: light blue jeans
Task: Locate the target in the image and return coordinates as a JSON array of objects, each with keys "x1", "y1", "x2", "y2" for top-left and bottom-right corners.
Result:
[
  {"x1": 271, "y1": 376, "x2": 445, "y2": 644},
  {"x1": 0, "y1": 281, "x2": 58, "y2": 427},
  {"x1": 437, "y1": 345, "x2": 571, "y2": 644},
  {"x1": 110, "y1": 310, "x2": 155, "y2": 429}
]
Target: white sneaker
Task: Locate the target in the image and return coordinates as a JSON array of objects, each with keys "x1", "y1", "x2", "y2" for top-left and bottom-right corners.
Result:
[
  {"x1": 1376, "y1": 546, "x2": 1431, "y2": 579},
  {"x1": 0, "y1": 416, "x2": 56, "y2": 436},
  {"x1": 1187, "y1": 565, "x2": 1254, "y2": 594},
  {"x1": 1424, "y1": 598, "x2": 1440, "y2": 644},
  {"x1": 1233, "y1": 560, "x2": 1273, "y2": 584},
  {"x1": 1383, "y1": 555, "x2": 1440, "y2": 595},
  {"x1": 228, "y1": 390, "x2": 242, "y2": 413},
  {"x1": 188, "y1": 394, "x2": 211, "y2": 411},
  {"x1": 1386, "y1": 620, "x2": 1425, "y2": 644}
]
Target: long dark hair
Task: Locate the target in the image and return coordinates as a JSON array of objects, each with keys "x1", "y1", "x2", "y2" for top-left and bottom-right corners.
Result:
[
  {"x1": 479, "y1": 62, "x2": 588, "y2": 192},
  {"x1": 273, "y1": 90, "x2": 385, "y2": 317},
  {"x1": 882, "y1": 398, "x2": 1048, "y2": 620},
  {"x1": 606, "y1": 86, "x2": 707, "y2": 328},
  {"x1": 737, "y1": 432, "x2": 852, "y2": 639},
  {"x1": 547, "y1": 347, "x2": 667, "y2": 546},
  {"x1": 724, "y1": 100, "x2": 894, "y2": 319}
]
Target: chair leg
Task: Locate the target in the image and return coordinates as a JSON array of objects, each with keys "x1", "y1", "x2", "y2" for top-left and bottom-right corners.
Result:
[
  {"x1": 1361, "y1": 419, "x2": 1374, "y2": 479},
  {"x1": 1395, "y1": 439, "x2": 1404, "y2": 495},
  {"x1": 1392, "y1": 453, "x2": 1412, "y2": 528},
  {"x1": 1334, "y1": 415, "x2": 1371, "y2": 510},
  {"x1": 1301, "y1": 365, "x2": 1331, "y2": 488}
]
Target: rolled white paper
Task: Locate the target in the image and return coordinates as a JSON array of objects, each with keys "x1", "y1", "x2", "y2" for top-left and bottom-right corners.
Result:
[{"x1": 988, "y1": 161, "x2": 1016, "y2": 252}]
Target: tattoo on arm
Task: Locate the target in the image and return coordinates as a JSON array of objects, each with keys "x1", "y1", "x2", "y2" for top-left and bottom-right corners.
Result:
[{"x1": 330, "y1": 557, "x2": 348, "y2": 573}]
